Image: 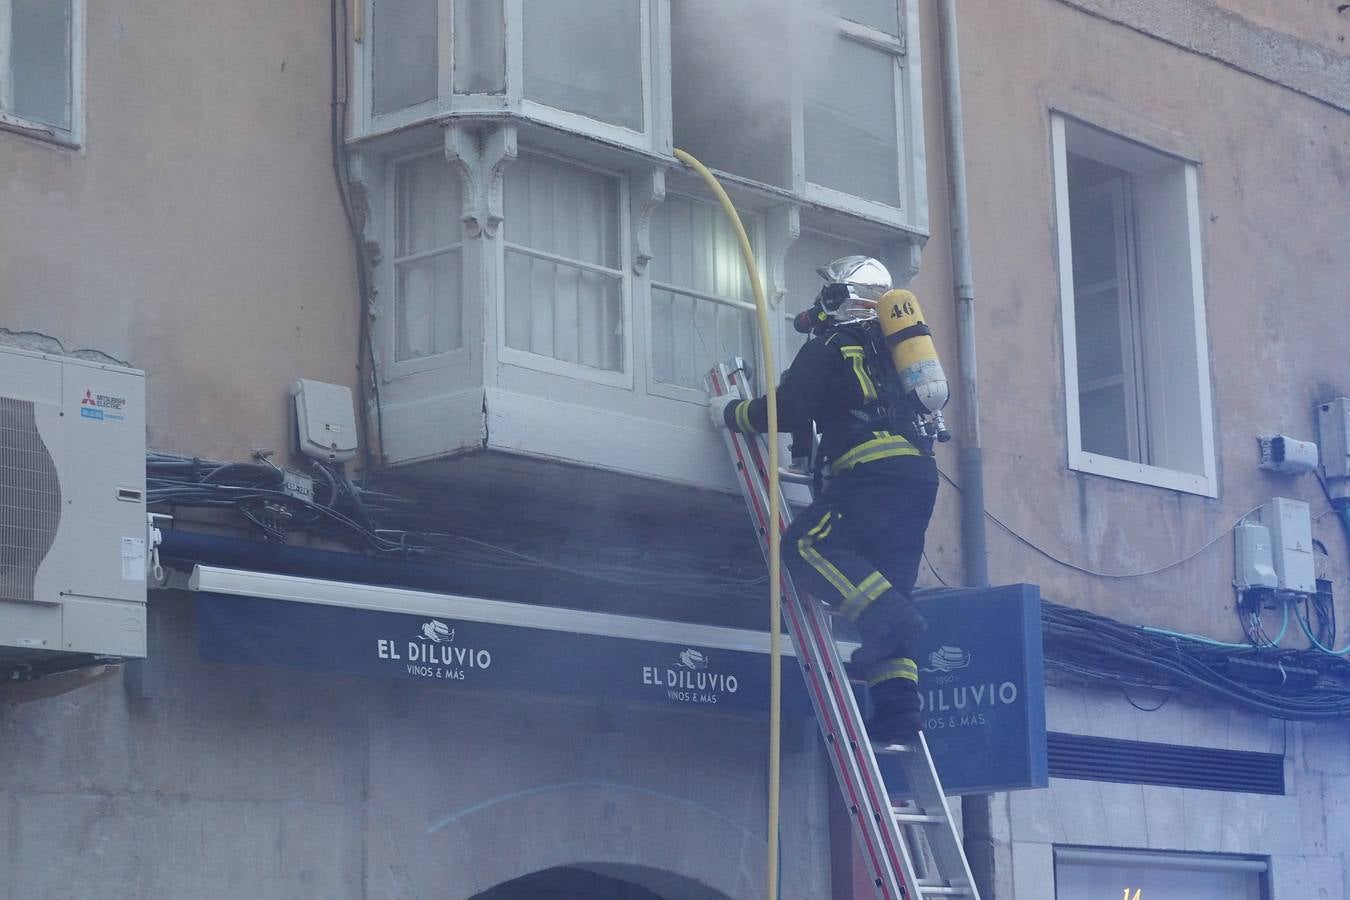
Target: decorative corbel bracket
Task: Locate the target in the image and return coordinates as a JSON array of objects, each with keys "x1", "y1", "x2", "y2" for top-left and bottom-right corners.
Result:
[
  {"x1": 766, "y1": 204, "x2": 801, "y2": 309},
  {"x1": 631, "y1": 166, "x2": 667, "y2": 275},
  {"x1": 890, "y1": 237, "x2": 925, "y2": 287},
  {"x1": 444, "y1": 122, "x2": 518, "y2": 238}
]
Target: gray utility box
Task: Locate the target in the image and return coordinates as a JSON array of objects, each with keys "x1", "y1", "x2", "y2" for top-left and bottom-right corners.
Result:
[
  {"x1": 1318, "y1": 398, "x2": 1350, "y2": 500},
  {"x1": 0, "y1": 346, "x2": 147, "y2": 670}
]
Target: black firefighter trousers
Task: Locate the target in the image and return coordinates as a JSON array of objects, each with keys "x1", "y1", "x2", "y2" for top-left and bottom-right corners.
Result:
[{"x1": 782, "y1": 454, "x2": 939, "y2": 697}]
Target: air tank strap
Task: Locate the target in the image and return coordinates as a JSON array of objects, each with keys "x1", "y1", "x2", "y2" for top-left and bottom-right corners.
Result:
[{"x1": 883, "y1": 322, "x2": 932, "y2": 348}]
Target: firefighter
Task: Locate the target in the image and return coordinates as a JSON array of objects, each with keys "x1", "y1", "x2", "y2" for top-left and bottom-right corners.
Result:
[{"x1": 710, "y1": 256, "x2": 940, "y2": 742}]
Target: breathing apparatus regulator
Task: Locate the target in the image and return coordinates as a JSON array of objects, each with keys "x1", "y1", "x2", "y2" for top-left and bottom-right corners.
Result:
[{"x1": 798, "y1": 256, "x2": 952, "y2": 444}]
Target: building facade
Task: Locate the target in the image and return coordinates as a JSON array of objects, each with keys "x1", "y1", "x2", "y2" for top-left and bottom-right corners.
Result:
[{"x1": 2, "y1": 0, "x2": 1349, "y2": 897}]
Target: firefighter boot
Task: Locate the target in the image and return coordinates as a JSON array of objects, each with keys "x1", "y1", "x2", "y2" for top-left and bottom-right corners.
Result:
[
  {"x1": 849, "y1": 590, "x2": 926, "y2": 672},
  {"x1": 865, "y1": 660, "x2": 923, "y2": 744}
]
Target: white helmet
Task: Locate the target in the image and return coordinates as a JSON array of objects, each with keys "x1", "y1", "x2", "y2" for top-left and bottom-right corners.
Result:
[{"x1": 816, "y1": 255, "x2": 891, "y2": 323}]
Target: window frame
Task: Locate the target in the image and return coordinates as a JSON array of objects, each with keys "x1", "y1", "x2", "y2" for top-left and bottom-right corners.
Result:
[
  {"x1": 0, "y1": 0, "x2": 84, "y2": 148},
  {"x1": 496, "y1": 149, "x2": 635, "y2": 390},
  {"x1": 1051, "y1": 112, "x2": 1217, "y2": 497},
  {"x1": 799, "y1": 11, "x2": 909, "y2": 222},
  {"x1": 361, "y1": 0, "x2": 451, "y2": 135},
  {"x1": 644, "y1": 191, "x2": 764, "y2": 404},
  {"x1": 508, "y1": 0, "x2": 654, "y2": 149},
  {"x1": 383, "y1": 147, "x2": 470, "y2": 379}
]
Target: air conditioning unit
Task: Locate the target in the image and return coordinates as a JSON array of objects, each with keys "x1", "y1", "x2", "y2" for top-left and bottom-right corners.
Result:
[{"x1": 0, "y1": 346, "x2": 147, "y2": 672}]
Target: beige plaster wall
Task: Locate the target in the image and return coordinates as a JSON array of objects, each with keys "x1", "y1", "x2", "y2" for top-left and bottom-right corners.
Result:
[
  {"x1": 0, "y1": 0, "x2": 361, "y2": 463},
  {"x1": 1216, "y1": 0, "x2": 1350, "y2": 52},
  {"x1": 926, "y1": 0, "x2": 1350, "y2": 636}
]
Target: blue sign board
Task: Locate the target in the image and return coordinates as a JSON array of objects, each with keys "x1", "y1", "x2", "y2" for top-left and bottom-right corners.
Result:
[{"x1": 196, "y1": 582, "x2": 1046, "y2": 795}]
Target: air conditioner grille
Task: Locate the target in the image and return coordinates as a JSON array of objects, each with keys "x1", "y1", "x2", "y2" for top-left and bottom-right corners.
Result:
[{"x1": 0, "y1": 397, "x2": 62, "y2": 602}]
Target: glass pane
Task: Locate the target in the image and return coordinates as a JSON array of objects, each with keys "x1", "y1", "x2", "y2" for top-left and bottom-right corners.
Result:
[
  {"x1": 649, "y1": 196, "x2": 750, "y2": 301},
  {"x1": 453, "y1": 0, "x2": 504, "y2": 93},
  {"x1": 822, "y1": 0, "x2": 900, "y2": 34},
  {"x1": 504, "y1": 250, "x2": 623, "y2": 371},
  {"x1": 670, "y1": 1, "x2": 792, "y2": 188},
  {"x1": 9, "y1": 0, "x2": 72, "y2": 129},
  {"x1": 804, "y1": 35, "x2": 899, "y2": 205},
  {"x1": 1074, "y1": 286, "x2": 1125, "y2": 385},
  {"x1": 651, "y1": 289, "x2": 755, "y2": 390},
  {"x1": 372, "y1": 0, "x2": 438, "y2": 115},
  {"x1": 1070, "y1": 190, "x2": 1119, "y2": 287},
  {"x1": 503, "y1": 155, "x2": 619, "y2": 269},
  {"x1": 396, "y1": 154, "x2": 463, "y2": 256},
  {"x1": 1057, "y1": 856, "x2": 1263, "y2": 900},
  {"x1": 1080, "y1": 382, "x2": 1131, "y2": 460},
  {"x1": 522, "y1": 0, "x2": 642, "y2": 131},
  {"x1": 396, "y1": 251, "x2": 462, "y2": 360}
]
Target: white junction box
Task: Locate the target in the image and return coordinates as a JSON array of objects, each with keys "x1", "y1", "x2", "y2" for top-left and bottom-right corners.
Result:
[
  {"x1": 1260, "y1": 497, "x2": 1315, "y2": 594},
  {"x1": 0, "y1": 345, "x2": 147, "y2": 665},
  {"x1": 1233, "y1": 520, "x2": 1277, "y2": 590},
  {"x1": 1317, "y1": 398, "x2": 1350, "y2": 499},
  {"x1": 290, "y1": 379, "x2": 358, "y2": 463}
]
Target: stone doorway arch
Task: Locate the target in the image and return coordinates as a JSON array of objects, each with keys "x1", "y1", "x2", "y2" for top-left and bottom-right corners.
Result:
[{"x1": 470, "y1": 863, "x2": 735, "y2": 900}]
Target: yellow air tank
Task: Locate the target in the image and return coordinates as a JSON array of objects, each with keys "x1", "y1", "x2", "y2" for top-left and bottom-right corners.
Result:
[{"x1": 877, "y1": 289, "x2": 949, "y2": 418}]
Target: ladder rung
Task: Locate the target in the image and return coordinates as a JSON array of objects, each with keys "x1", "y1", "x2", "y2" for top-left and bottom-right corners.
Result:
[
  {"x1": 892, "y1": 811, "x2": 946, "y2": 825},
  {"x1": 918, "y1": 886, "x2": 974, "y2": 897}
]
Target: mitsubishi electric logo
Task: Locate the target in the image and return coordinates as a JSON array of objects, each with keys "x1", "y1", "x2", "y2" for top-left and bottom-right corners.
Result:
[
  {"x1": 78, "y1": 388, "x2": 127, "y2": 421},
  {"x1": 643, "y1": 648, "x2": 739, "y2": 706},
  {"x1": 375, "y1": 619, "x2": 491, "y2": 681}
]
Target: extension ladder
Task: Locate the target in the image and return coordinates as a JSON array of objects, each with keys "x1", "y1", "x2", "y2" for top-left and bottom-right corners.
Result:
[{"x1": 708, "y1": 360, "x2": 979, "y2": 900}]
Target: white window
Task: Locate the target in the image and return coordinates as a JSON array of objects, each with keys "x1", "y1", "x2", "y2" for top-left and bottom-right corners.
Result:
[
  {"x1": 521, "y1": 0, "x2": 644, "y2": 133},
  {"x1": 648, "y1": 194, "x2": 759, "y2": 396},
  {"x1": 1055, "y1": 847, "x2": 1267, "y2": 900},
  {"x1": 803, "y1": 2, "x2": 905, "y2": 207},
  {"x1": 1052, "y1": 114, "x2": 1217, "y2": 496},
  {"x1": 502, "y1": 153, "x2": 627, "y2": 380},
  {"x1": 0, "y1": 0, "x2": 81, "y2": 145},
  {"x1": 391, "y1": 152, "x2": 464, "y2": 364}
]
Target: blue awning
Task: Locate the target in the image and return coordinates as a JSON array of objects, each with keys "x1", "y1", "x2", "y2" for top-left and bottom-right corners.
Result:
[{"x1": 190, "y1": 566, "x2": 1047, "y2": 795}]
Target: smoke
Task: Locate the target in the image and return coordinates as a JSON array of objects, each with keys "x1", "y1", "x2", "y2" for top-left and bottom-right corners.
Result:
[{"x1": 671, "y1": 0, "x2": 841, "y2": 187}]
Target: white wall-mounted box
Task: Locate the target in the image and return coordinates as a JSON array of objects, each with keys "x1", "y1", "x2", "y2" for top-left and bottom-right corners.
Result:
[
  {"x1": 0, "y1": 346, "x2": 147, "y2": 667},
  {"x1": 1260, "y1": 497, "x2": 1315, "y2": 594}
]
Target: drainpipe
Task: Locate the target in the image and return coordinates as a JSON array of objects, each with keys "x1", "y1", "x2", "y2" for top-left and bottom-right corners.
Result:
[{"x1": 937, "y1": 1, "x2": 997, "y2": 897}]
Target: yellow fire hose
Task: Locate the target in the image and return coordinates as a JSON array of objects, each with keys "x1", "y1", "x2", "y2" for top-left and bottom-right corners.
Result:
[{"x1": 672, "y1": 148, "x2": 782, "y2": 900}]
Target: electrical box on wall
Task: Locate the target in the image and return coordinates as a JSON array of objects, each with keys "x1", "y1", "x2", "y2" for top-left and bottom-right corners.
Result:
[
  {"x1": 1257, "y1": 435, "x2": 1319, "y2": 474},
  {"x1": 0, "y1": 346, "x2": 147, "y2": 670},
  {"x1": 290, "y1": 379, "x2": 358, "y2": 463},
  {"x1": 1233, "y1": 521, "x2": 1277, "y2": 590},
  {"x1": 1317, "y1": 398, "x2": 1350, "y2": 499},
  {"x1": 1260, "y1": 497, "x2": 1315, "y2": 593}
]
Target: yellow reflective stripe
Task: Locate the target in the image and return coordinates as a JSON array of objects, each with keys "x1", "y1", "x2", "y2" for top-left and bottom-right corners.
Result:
[
  {"x1": 866, "y1": 657, "x2": 918, "y2": 687},
  {"x1": 797, "y1": 512, "x2": 856, "y2": 602},
  {"x1": 733, "y1": 400, "x2": 755, "y2": 434},
  {"x1": 840, "y1": 347, "x2": 877, "y2": 402},
  {"x1": 840, "y1": 571, "x2": 892, "y2": 622},
  {"x1": 831, "y1": 435, "x2": 920, "y2": 472}
]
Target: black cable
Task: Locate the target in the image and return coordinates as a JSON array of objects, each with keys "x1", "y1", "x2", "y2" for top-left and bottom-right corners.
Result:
[
  {"x1": 922, "y1": 551, "x2": 948, "y2": 587},
  {"x1": 1120, "y1": 687, "x2": 1171, "y2": 712},
  {"x1": 329, "y1": 0, "x2": 385, "y2": 470}
]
